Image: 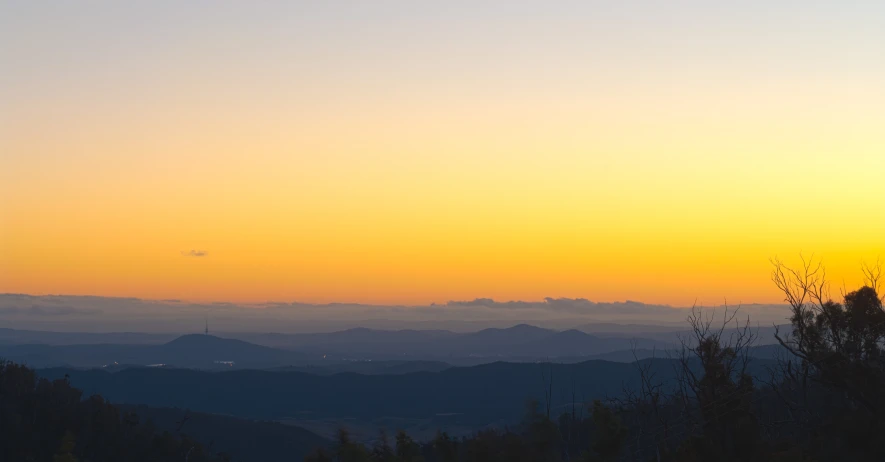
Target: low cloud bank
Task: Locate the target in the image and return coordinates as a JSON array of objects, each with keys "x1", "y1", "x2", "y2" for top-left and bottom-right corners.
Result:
[{"x1": 0, "y1": 293, "x2": 791, "y2": 334}]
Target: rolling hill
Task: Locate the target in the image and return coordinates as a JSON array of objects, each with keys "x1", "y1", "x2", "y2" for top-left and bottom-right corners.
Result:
[
  {"x1": 119, "y1": 404, "x2": 329, "y2": 462},
  {"x1": 0, "y1": 334, "x2": 313, "y2": 369},
  {"x1": 38, "y1": 357, "x2": 779, "y2": 430}
]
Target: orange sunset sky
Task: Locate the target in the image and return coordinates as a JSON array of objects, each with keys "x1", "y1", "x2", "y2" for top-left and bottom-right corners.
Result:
[{"x1": 1, "y1": 2, "x2": 883, "y2": 306}]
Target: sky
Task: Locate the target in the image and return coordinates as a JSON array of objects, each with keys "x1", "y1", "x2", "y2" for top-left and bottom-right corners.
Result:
[{"x1": 1, "y1": 1, "x2": 883, "y2": 307}]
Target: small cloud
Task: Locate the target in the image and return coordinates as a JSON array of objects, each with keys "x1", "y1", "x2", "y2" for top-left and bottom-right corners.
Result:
[
  {"x1": 181, "y1": 250, "x2": 208, "y2": 257},
  {"x1": 446, "y1": 298, "x2": 497, "y2": 307}
]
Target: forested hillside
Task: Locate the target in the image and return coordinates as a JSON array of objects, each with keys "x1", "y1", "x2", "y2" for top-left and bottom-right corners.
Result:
[{"x1": 0, "y1": 361, "x2": 222, "y2": 462}]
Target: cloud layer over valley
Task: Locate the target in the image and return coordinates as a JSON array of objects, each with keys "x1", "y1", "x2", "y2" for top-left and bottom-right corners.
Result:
[{"x1": 0, "y1": 293, "x2": 791, "y2": 334}]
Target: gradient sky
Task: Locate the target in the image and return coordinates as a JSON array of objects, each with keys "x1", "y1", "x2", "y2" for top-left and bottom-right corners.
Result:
[{"x1": 2, "y1": 1, "x2": 883, "y2": 306}]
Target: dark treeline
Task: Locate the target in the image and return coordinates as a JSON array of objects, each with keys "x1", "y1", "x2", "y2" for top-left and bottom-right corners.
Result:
[{"x1": 0, "y1": 360, "x2": 225, "y2": 462}]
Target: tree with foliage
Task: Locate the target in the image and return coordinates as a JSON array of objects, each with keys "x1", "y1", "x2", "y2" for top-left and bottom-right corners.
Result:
[
  {"x1": 52, "y1": 431, "x2": 79, "y2": 462},
  {"x1": 0, "y1": 360, "x2": 224, "y2": 462},
  {"x1": 772, "y1": 257, "x2": 885, "y2": 459},
  {"x1": 395, "y1": 430, "x2": 423, "y2": 462},
  {"x1": 671, "y1": 307, "x2": 761, "y2": 461},
  {"x1": 370, "y1": 431, "x2": 397, "y2": 462},
  {"x1": 335, "y1": 428, "x2": 372, "y2": 462},
  {"x1": 583, "y1": 400, "x2": 626, "y2": 462},
  {"x1": 430, "y1": 431, "x2": 458, "y2": 462}
]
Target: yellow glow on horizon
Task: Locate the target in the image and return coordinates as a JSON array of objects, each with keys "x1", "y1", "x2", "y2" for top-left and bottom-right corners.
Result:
[{"x1": 2, "y1": 2, "x2": 884, "y2": 306}]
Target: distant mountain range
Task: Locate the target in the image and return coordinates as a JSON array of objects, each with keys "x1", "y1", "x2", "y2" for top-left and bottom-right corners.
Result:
[
  {"x1": 0, "y1": 334, "x2": 310, "y2": 369},
  {"x1": 9, "y1": 325, "x2": 792, "y2": 438},
  {"x1": 1, "y1": 325, "x2": 679, "y2": 367},
  {"x1": 0, "y1": 323, "x2": 787, "y2": 368},
  {"x1": 223, "y1": 324, "x2": 679, "y2": 361},
  {"x1": 0, "y1": 327, "x2": 178, "y2": 345},
  {"x1": 269, "y1": 360, "x2": 454, "y2": 375}
]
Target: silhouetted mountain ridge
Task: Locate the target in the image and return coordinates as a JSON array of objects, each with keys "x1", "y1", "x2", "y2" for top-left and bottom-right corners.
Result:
[
  {"x1": 0, "y1": 325, "x2": 683, "y2": 367},
  {"x1": 0, "y1": 334, "x2": 311, "y2": 369},
  {"x1": 39, "y1": 356, "x2": 778, "y2": 430},
  {"x1": 118, "y1": 404, "x2": 329, "y2": 462}
]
